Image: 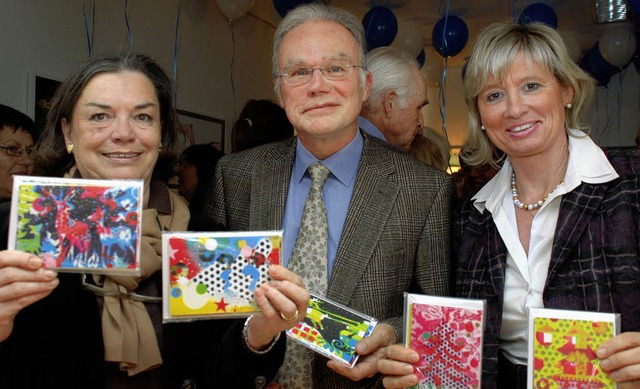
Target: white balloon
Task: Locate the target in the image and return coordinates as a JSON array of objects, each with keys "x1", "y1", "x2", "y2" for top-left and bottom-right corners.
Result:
[
  {"x1": 391, "y1": 21, "x2": 424, "y2": 58},
  {"x1": 216, "y1": 0, "x2": 255, "y2": 22},
  {"x1": 598, "y1": 24, "x2": 637, "y2": 67},
  {"x1": 560, "y1": 32, "x2": 582, "y2": 63},
  {"x1": 423, "y1": 46, "x2": 443, "y2": 87}
]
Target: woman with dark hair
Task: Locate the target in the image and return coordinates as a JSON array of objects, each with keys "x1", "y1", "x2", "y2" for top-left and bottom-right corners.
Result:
[
  {"x1": 231, "y1": 99, "x2": 294, "y2": 153},
  {"x1": 177, "y1": 143, "x2": 224, "y2": 211},
  {"x1": 0, "y1": 52, "x2": 305, "y2": 388}
]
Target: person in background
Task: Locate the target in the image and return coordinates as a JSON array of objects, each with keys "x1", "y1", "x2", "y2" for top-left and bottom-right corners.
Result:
[
  {"x1": 231, "y1": 99, "x2": 294, "y2": 153},
  {"x1": 409, "y1": 126, "x2": 450, "y2": 171},
  {"x1": 202, "y1": 3, "x2": 452, "y2": 388},
  {"x1": 0, "y1": 52, "x2": 305, "y2": 389},
  {"x1": 177, "y1": 143, "x2": 224, "y2": 209},
  {"x1": 359, "y1": 46, "x2": 428, "y2": 152},
  {"x1": 454, "y1": 145, "x2": 501, "y2": 200},
  {"x1": 378, "y1": 21, "x2": 640, "y2": 389},
  {"x1": 0, "y1": 104, "x2": 37, "y2": 203}
]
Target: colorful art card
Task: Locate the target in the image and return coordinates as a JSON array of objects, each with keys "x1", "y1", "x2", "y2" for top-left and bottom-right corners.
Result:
[
  {"x1": 527, "y1": 308, "x2": 620, "y2": 389},
  {"x1": 285, "y1": 293, "x2": 378, "y2": 368},
  {"x1": 403, "y1": 293, "x2": 486, "y2": 389},
  {"x1": 162, "y1": 231, "x2": 282, "y2": 321},
  {"x1": 9, "y1": 175, "x2": 142, "y2": 275}
]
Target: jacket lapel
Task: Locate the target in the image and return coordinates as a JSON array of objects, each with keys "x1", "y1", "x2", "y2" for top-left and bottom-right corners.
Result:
[
  {"x1": 327, "y1": 136, "x2": 399, "y2": 305},
  {"x1": 249, "y1": 139, "x2": 296, "y2": 230},
  {"x1": 547, "y1": 182, "x2": 606, "y2": 285}
]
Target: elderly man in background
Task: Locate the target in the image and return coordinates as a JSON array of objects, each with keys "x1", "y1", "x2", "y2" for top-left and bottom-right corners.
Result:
[{"x1": 358, "y1": 46, "x2": 428, "y2": 152}]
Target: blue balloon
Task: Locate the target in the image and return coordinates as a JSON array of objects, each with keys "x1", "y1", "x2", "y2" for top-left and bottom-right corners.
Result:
[
  {"x1": 518, "y1": 3, "x2": 558, "y2": 29},
  {"x1": 362, "y1": 6, "x2": 398, "y2": 50},
  {"x1": 432, "y1": 15, "x2": 469, "y2": 58},
  {"x1": 273, "y1": 0, "x2": 314, "y2": 18},
  {"x1": 579, "y1": 49, "x2": 612, "y2": 87},
  {"x1": 416, "y1": 48, "x2": 425, "y2": 68}
]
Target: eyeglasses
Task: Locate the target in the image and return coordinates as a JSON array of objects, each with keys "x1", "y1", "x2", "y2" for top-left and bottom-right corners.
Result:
[
  {"x1": 0, "y1": 145, "x2": 34, "y2": 157},
  {"x1": 278, "y1": 63, "x2": 364, "y2": 86}
]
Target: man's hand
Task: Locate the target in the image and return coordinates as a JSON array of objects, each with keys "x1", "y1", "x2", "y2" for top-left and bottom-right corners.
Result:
[{"x1": 326, "y1": 322, "x2": 397, "y2": 381}]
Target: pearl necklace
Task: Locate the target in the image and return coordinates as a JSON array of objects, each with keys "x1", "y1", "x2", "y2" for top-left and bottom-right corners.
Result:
[{"x1": 511, "y1": 172, "x2": 561, "y2": 211}]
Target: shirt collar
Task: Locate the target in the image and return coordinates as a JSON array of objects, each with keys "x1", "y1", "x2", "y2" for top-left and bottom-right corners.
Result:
[
  {"x1": 293, "y1": 131, "x2": 363, "y2": 186},
  {"x1": 357, "y1": 116, "x2": 387, "y2": 142},
  {"x1": 472, "y1": 129, "x2": 619, "y2": 213}
]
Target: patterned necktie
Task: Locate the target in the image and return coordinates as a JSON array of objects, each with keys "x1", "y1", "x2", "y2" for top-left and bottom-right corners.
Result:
[{"x1": 278, "y1": 161, "x2": 330, "y2": 388}]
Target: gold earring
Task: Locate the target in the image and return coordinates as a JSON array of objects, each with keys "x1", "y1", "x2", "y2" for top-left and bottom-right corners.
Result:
[{"x1": 66, "y1": 143, "x2": 74, "y2": 154}]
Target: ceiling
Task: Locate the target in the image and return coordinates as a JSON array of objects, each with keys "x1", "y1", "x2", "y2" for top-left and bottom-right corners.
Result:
[{"x1": 249, "y1": 0, "x2": 633, "y2": 67}]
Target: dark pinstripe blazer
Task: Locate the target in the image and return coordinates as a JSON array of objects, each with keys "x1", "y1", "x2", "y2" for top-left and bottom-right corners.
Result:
[
  {"x1": 455, "y1": 152, "x2": 640, "y2": 389},
  {"x1": 202, "y1": 131, "x2": 453, "y2": 388}
]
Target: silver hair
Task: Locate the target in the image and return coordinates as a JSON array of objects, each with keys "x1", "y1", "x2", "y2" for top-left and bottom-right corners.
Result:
[
  {"x1": 272, "y1": 3, "x2": 368, "y2": 99},
  {"x1": 461, "y1": 21, "x2": 595, "y2": 167},
  {"x1": 362, "y1": 46, "x2": 422, "y2": 112}
]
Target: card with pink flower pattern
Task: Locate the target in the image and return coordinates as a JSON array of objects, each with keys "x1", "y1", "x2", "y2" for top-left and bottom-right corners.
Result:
[{"x1": 403, "y1": 293, "x2": 486, "y2": 389}]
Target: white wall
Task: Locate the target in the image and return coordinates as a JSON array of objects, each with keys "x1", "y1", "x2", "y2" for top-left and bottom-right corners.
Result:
[
  {"x1": 0, "y1": 0, "x2": 277, "y2": 152},
  {"x1": 1, "y1": 0, "x2": 638, "y2": 152}
]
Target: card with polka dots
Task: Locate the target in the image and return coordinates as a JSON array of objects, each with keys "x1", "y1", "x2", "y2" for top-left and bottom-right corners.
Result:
[
  {"x1": 527, "y1": 308, "x2": 620, "y2": 389},
  {"x1": 9, "y1": 175, "x2": 143, "y2": 275},
  {"x1": 162, "y1": 230, "x2": 282, "y2": 321},
  {"x1": 403, "y1": 293, "x2": 486, "y2": 388},
  {"x1": 285, "y1": 293, "x2": 378, "y2": 367}
]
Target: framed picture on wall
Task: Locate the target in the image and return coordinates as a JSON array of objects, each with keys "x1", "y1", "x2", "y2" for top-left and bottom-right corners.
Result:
[
  {"x1": 177, "y1": 109, "x2": 225, "y2": 152},
  {"x1": 27, "y1": 72, "x2": 62, "y2": 134}
]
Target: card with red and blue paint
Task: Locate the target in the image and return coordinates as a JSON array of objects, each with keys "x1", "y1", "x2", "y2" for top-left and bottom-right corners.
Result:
[
  {"x1": 286, "y1": 293, "x2": 378, "y2": 367},
  {"x1": 9, "y1": 175, "x2": 142, "y2": 275},
  {"x1": 162, "y1": 231, "x2": 282, "y2": 322}
]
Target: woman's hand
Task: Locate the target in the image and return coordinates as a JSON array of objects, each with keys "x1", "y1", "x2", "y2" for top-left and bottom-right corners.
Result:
[
  {"x1": 0, "y1": 250, "x2": 59, "y2": 342},
  {"x1": 246, "y1": 265, "x2": 309, "y2": 350},
  {"x1": 598, "y1": 331, "x2": 640, "y2": 387},
  {"x1": 377, "y1": 344, "x2": 420, "y2": 388}
]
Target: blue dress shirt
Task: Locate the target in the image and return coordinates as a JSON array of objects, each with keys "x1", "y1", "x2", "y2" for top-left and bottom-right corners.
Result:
[
  {"x1": 281, "y1": 131, "x2": 364, "y2": 277},
  {"x1": 357, "y1": 116, "x2": 386, "y2": 142}
]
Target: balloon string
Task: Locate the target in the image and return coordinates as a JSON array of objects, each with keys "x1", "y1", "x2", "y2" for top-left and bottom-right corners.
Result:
[
  {"x1": 173, "y1": 0, "x2": 182, "y2": 106},
  {"x1": 125, "y1": 0, "x2": 133, "y2": 48},
  {"x1": 230, "y1": 21, "x2": 238, "y2": 126},
  {"x1": 82, "y1": 0, "x2": 95, "y2": 57}
]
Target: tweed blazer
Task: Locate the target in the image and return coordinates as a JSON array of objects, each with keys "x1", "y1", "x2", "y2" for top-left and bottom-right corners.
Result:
[
  {"x1": 455, "y1": 152, "x2": 640, "y2": 388},
  {"x1": 202, "y1": 131, "x2": 453, "y2": 388}
]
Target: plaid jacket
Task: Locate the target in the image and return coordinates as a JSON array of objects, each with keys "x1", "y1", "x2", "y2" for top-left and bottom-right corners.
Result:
[
  {"x1": 202, "y1": 131, "x2": 453, "y2": 389},
  {"x1": 455, "y1": 152, "x2": 640, "y2": 388}
]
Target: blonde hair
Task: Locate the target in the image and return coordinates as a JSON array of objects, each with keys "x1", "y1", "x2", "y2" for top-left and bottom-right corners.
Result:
[
  {"x1": 461, "y1": 21, "x2": 595, "y2": 167},
  {"x1": 410, "y1": 127, "x2": 451, "y2": 171}
]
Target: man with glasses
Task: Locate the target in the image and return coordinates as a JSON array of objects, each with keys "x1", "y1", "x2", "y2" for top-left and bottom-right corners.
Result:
[
  {"x1": 0, "y1": 104, "x2": 37, "y2": 203},
  {"x1": 202, "y1": 4, "x2": 452, "y2": 388}
]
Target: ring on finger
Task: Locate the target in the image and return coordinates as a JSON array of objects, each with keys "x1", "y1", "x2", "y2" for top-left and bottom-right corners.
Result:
[{"x1": 279, "y1": 308, "x2": 299, "y2": 323}]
